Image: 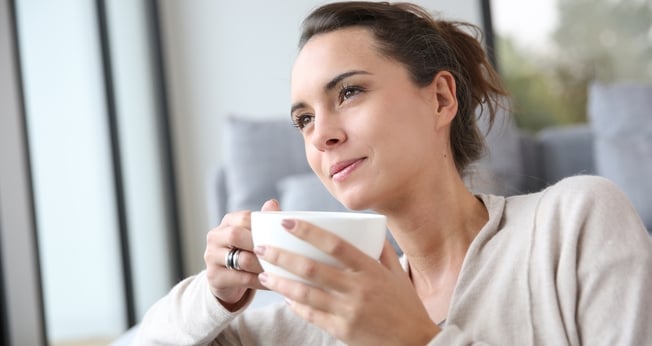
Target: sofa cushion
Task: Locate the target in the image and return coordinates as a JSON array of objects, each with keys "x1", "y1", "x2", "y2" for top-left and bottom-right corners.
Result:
[
  {"x1": 468, "y1": 105, "x2": 525, "y2": 196},
  {"x1": 517, "y1": 130, "x2": 543, "y2": 193},
  {"x1": 588, "y1": 82, "x2": 652, "y2": 229},
  {"x1": 222, "y1": 116, "x2": 312, "y2": 212},
  {"x1": 537, "y1": 125, "x2": 595, "y2": 185}
]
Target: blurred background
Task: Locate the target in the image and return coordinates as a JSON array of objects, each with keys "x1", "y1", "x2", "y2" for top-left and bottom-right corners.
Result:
[
  {"x1": 494, "y1": 0, "x2": 652, "y2": 131},
  {"x1": 0, "y1": 0, "x2": 650, "y2": 345}
]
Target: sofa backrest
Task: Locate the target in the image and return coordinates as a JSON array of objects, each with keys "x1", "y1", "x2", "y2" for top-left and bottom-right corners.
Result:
[
  {"x1": 211, "y1": 118, "x2": 598, "y2": 223},
  {"x1": 519, "y1": 125, "x2": 595, "y2": 193}
]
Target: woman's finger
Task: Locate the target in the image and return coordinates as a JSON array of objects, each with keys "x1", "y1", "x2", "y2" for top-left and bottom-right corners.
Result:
[
  {"x1": 259, "y1": 272, "x2": 334, "y2": 312},
  {"x1": 216, "y1": 248, "x2": 264, "y2": 273},
  {"x1": 285, "y1": 299, "x2": 336, "y2": 334},
  {"x1": 261, "y1": 198, "x2": 281, "y2": 212},
  {"x1": 209, "y1": 269, "x2": 266, "y2": 290},
  {"x1": 220, "y1": 210, "x2": 251, "y2": 230},
  {"x1": 284, "y1": 292, "x2": 380, "y2": 343},
  {"x1": 256, "y1": 245, "x2": 350, "y2": 292},
  {"x1": 281, "y1": 219, "x2": 375, "y2": 270},
  {"x1": 208, "y1": 224, "x2": 255, "y2": 251}
]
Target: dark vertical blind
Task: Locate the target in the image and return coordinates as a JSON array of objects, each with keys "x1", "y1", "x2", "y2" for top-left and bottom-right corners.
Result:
[
  {"x1": 480, "y1": 0, "x2": 498, "y2": 71},
  {"x1": 149, "y1": 0, "x2": 185, "y2": 282},
  {"x1": 7, "y1": 0, "x2": 47, "y2": 343},
  {"x1": 95, "y1": 0, "x2": 136, "y2": 327},
  {"x1": 0, "y1": 203, "x2": 9, "y2": 346}
]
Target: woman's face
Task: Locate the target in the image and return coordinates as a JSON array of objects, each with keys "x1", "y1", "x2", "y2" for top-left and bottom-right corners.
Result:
[{"x1": 290, "y1": 27, "x2": 450, "y2": 211}]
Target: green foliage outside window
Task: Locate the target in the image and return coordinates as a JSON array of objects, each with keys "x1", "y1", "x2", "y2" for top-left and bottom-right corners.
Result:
[{"x1": 497, "y1": 0, "x2": 652, "y2": 132}]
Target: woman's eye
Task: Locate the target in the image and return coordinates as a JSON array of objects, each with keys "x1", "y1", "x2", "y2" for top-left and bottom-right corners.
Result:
[
  {"x1": 338, "y1": 85, "x2": 362, "y2": 103},
  {"x1": 293, "y1": 114, "x2": 314, "y2": 130}
]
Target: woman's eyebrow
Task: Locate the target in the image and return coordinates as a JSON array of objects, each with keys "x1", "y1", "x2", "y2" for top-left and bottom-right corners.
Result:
[
  {"x1": 290, "y1": 102, "x2": 306, "y2": 117},
  {"x1": 324, "y1": 70, "x2": 372, "y2": 91},
  {"x1": 291, "y1": 70, "x2": 372, "y2": 116}
]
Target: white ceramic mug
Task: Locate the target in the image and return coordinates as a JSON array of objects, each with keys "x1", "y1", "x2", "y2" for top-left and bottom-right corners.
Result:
[{"x1": 251, "y1": 211, "x2": 387, "y2": 284}]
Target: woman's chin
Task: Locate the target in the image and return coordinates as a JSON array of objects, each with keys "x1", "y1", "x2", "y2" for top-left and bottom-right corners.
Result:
[
  {"x1": 337, "y1": 194, "x2": 373, "y2": 212},
  {"x1": 329, "y1": 183, "x2": 377, "y2": 211}
]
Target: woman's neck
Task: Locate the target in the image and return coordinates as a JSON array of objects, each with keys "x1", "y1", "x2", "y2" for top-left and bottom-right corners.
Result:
[{"x1": 382, "y1": 175, "x2": 488, "y2": 295}]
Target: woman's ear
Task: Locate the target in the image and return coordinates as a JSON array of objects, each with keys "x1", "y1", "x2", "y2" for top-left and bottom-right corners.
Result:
[{"x1": 432, "y1": 71, "x2": 458, "y2": 129}]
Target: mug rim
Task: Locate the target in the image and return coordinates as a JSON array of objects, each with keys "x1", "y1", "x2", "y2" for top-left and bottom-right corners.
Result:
[{"x1": 251, "y1": 210, "x2": 385, "y2": 220}]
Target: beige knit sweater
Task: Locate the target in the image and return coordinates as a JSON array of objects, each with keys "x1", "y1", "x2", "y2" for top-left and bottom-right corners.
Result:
[{"x1": 136, "y1": 176, "x2": 652, "y2": 345}]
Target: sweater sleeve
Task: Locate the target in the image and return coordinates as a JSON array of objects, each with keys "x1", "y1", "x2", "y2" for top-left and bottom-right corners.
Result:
[
  {"x1": 135, "y1": 270, "x2": 254, "y2": 345},
  {"x1": 539, "y1": 176, "x2": 652, "y2": 345}
]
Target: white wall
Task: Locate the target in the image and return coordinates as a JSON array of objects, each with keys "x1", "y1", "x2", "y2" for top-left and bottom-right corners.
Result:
[{"x1": 159, "y1": 0, "x2": 483, "y2": 275}]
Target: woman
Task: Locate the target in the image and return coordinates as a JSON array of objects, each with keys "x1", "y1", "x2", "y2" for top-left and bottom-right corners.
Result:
[{"x1": 137, "y1": 2, "x2": 652, "y2": 345}]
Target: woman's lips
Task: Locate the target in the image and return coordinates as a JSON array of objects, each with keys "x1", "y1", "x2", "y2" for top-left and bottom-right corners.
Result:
[{"x1": 329, "y1": 158, "x2": 366, "y2": 181}]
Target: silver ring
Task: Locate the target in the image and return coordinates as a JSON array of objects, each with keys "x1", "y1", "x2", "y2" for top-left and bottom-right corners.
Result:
[
  {"x1": 232, "y1": 248, "x2": 241, "y2": 270},
  {"x1": 225, "y1": 248, "x2": 241, "y2": 270}
]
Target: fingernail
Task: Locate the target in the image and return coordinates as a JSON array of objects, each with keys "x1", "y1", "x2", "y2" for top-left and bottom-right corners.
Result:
[
  {"x1": 262, "y1": 199, "x2": 279, "y2": 210},
  {"x1": 285, "y1": 298, "x2": 294, "y2": 306},
  {"x1": 259, "y1": 272, "x2": 268, "y2": 283},
  {"x1": 254, "y1": 246, "x2": 266, "y2": 256},
  {"x1": 282, "y1": 219, "x2": 296, "y2": 231}
]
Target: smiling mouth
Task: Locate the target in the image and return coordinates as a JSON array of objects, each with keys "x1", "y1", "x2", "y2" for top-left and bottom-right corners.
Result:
[{"x1": 329, "y1": 158, "x2": 367, "y2": 180}]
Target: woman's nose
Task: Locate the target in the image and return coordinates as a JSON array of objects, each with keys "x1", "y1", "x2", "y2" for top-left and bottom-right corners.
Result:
[{"x1": 310, "y1": 114, "x2": 346, "y2": 151}]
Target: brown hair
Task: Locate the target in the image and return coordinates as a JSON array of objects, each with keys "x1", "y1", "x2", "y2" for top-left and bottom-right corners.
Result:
[{"x1": 299, "y1": 1, "x2": 509, "y2": 174}]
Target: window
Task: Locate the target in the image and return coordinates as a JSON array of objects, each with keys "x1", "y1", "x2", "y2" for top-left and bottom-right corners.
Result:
[{"x1": 492, "y1": 0, "x2": 652, "y2": 132}]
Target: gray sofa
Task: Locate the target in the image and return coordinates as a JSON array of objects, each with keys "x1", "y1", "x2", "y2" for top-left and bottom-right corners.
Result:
[
  {"x1": 213, "y1": 82, "x2": 652, "y2": 235},
  {"x1": 213, "y1": 111, "x2": 652, "y2": 242},
  {"x1": 212, "y1": 117, "x2": 596, "y2": 222}
]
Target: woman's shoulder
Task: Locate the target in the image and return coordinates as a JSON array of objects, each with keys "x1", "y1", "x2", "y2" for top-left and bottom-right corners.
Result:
[
  {"x1": 500, "y1": 175, "x2": 648, "y2": 241},
  {"x1": 496, "y1": 175, "x2": 618, "y2": 223},
  {"x1": 539, "y1": 175, "x2": 640, "y2": 217},
  {"x1": 545, "y1": 174, "x2": 620, "y2": 195},
  {"x1": 501, "y1": 175, "x2": 618, "y2": 208},
  {"x1": 536, "y1": 175, "x2": 650, "y2": 246}
]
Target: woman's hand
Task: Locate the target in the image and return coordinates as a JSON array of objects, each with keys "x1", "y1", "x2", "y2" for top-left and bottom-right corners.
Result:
[
  {"x1": 204, "y1": 199, "x2": 281, "y2": 311},
  {"x1": 255, "y1": 218, "x2": 440, "y2": 345}
]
